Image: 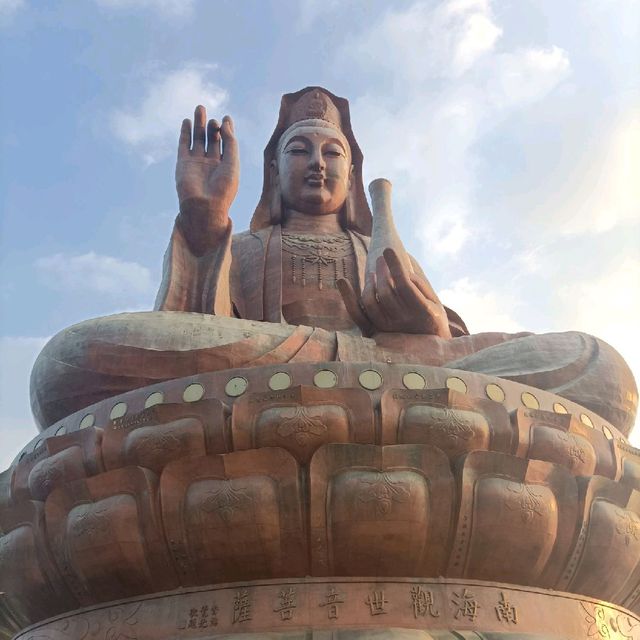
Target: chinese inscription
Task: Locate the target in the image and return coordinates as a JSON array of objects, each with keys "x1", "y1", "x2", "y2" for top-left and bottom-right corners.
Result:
[
  {"x1": 232, "y1": 590, "x2": 252, "y2": 624},
  {"x1": 495, "y1": 592, "x2": 518, "y2": 624},
  {"x1": 273, "y1": 587, "x2": 297, "y2": 621},
  {"x1": 186, "y1": 604, "x2": 218, "y2": 629},
  {"x1": 452, "y1": 588, "x2": 480, "y2": 622},
  {"x1": 365, "y1": 590, "x2": 388, "y2": 616},
  {"x1": 319, "y1": 585, "x2": 344, "y2": 620},
  {"x1": 410, "y1": 585, "x2": 439, "y2": 618}
]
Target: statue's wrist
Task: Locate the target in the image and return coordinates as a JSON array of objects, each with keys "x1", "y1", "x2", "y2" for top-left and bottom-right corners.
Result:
[{"x1": 176, "y1": 204, "x2": 231, "y2": 256}]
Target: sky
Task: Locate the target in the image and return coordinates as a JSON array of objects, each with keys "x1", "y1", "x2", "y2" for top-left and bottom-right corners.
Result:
[{"x1": 0, "y1": 0, "x2": 638, "y2": 469}]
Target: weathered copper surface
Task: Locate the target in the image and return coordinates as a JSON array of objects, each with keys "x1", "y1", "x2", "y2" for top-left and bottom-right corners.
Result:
[
  {"x1": 4, "y1": 367, "x2": 640, "y2": 635},
  {"x1": 11, "y1": 578, "x2": 640, "y2": 639},
  {"x1": 4, "y1": 86, "x2": 639, "y2": 638}
]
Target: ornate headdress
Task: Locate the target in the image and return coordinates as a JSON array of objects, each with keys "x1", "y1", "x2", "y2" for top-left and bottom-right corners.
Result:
[{"x1": 250, "y1": 87, "x2": 372, "y2": 236}]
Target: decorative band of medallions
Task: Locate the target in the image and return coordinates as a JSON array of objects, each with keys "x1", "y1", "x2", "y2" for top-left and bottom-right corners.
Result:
[
  {"x1": 12, "y1": 578, "x2": 640, "y2": 640},
  {"x1": 15, "y1": 362, "x2": 627, "y2": 461}
]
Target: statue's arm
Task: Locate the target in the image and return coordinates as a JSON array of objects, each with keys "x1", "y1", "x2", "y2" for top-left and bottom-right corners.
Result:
[
  {"x1": 154, "y1": 106, "x2": 240, "y2": 314},
  {"x1": 154, "y1": 220, "x2": 233, "y2": 315}
]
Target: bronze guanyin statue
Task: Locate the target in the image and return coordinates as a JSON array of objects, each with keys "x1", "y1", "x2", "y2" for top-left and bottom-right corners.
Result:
[{"x1": 2, "y1": 87, "x2": 640, "y2": 639}]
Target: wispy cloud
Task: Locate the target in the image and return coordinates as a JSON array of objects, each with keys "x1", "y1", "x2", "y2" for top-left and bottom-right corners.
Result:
[
  {"x1": 95, "y1": 0, "x2": 196, "y2": 18},
  {"x1": 548, "y1": 112, "x2": 640, "y2": 236},
  {"x1": 440, "y1": 276, "x2": 525, "y2": 334},
  {"x1": 0, "y1": 336, "x2": 49, "y2": 470},
  {"x1": 557, "y1": 257, "x2": 640, "y2": 373},
  {"x1": 0, "y1": 0, "x2": 24, "y2": 23},
  {"x1": 110, "y1": 62, "x2": 228, "y2": 164},
  {"x1": 35, "y1": 252, "x2": 155, "y2": 298},
  {"x1": 345, "y1": 0, "x2": 570, "y2": 260},
  {"x1": 296, "y1": 0, "x2": 343, "y2": 30},
  {"x1": 350, "y1": 0, "x2": 503, "y2": 80}
]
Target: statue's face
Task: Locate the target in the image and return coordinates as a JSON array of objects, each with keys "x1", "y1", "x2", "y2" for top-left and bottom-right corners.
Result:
[{"x1": 276, "y1": 125, "x2": 352, "y2": 216}]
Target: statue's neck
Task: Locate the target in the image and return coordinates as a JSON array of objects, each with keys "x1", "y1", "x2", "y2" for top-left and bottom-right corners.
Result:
[{"x1": 282, "y1": 209, "x2": 345, "y2": 234}]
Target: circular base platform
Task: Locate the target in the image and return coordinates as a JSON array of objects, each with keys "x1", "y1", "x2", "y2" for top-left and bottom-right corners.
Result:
[{"x1": 13, "y1": 578, "x2": 640, "y2": 640}]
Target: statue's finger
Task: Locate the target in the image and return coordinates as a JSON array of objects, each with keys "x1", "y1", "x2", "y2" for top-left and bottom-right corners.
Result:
[
  {"x1": 375, "y1": 254, "x2": 394, "y2": 291},
  {"x1": 220, "y1": 115, "x2": 239, "y2": 169},
  {"x1": 382, "y1": 248, "x2": 408, "y2": 283},
  {"x1": 178, "y1": 118, "x2": 192, "y2": 157},
  {"x1": 374, "y1": 255, "x2": 401, "y2": 318},
  {"x1": 383, "y1": 248, "x2": 439, "y2": 304},
  {"x1": 192, "y1": 105, "x2": 207, "y2": 153},
  {"x1": 376, "y1": 277, "x2": 402, "y2": 321},
  {"x1": 361, "y1": 272, "x2": 388, "y2": 330},
  {"x1": 207, "y1": 118, "x2": 221, "y2": 160},
  {"x1": 409, "y1": 272, "x2": 440, "y2": 304},
  {"x1": 337, "y1": 278, "x2": 372, "y2": 335},
  {"x1": 422, "y1": 298, "x2": 451, "y2": 338}
]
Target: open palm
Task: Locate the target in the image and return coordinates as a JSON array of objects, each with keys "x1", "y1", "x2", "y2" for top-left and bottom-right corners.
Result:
[{"x1": 175, "y1": 105, "x2": 239, "y2": 253}]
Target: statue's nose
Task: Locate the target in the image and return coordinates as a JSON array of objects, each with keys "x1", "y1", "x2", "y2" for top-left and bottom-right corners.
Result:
[{"x1": 309, "y1": 149, "x2": 325, "y2": 170}]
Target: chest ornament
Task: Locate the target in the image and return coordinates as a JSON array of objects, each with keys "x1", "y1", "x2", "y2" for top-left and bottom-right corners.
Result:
[{"x1": 282, "y1": 232, "x2": 355, "y2": 290}]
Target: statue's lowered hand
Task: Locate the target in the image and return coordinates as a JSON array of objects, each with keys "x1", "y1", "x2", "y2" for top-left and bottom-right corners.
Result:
[
  {"x1": 175, "y1": 105, "x2": 239, "y2": 255},
  {"x1": 338, "y1": 248, "x2": 452, "y2": 338}
]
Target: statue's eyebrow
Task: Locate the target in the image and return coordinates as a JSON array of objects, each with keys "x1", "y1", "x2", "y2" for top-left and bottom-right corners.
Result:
[
  {"x1": 282, "y1": 133, "x2": 348, "y2": 154},
  {"x1": 283, "y1": 135, "x2": 311, "y2": 150},
  {"x1": 324, "y1": 137, "x2": 348, "y2": 153}
]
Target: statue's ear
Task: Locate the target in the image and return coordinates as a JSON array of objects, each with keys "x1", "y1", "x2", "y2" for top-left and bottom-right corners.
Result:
[{"x1": 269, "y1": 159, "x2": 283, "y2": 225}]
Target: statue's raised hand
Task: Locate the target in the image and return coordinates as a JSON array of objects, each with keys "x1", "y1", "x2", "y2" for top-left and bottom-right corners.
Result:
[
  {"x1": 338, "y1": 248, "x2": 452, "y2": 338},
  {"x1": 175, "y1": 106, "x2": 239, "y2": 255}
]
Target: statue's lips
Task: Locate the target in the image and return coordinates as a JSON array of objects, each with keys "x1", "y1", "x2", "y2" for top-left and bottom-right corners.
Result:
[{"x1": 305, "y1": 175, "x2": 325, "y2": 187}]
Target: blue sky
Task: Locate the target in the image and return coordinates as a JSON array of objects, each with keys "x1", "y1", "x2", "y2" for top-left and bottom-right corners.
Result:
[{"x1": 1, "y1": 0, "x2": 639, "y2": 467}]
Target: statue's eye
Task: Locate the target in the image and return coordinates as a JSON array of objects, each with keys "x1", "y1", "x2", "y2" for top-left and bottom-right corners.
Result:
[
  {"x1": 287, "y1": 145, "x2": 308, "y2": 155},
  {"x1": 324, "y1": 145, "x2": 344, "y2": 158}
]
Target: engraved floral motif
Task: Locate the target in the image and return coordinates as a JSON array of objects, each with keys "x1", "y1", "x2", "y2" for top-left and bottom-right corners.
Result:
[
  {"x1": 276, "y1": 406, "x2": 328, "y2": 446},
  {"x1": 131, "y1": 431, "x2": 182, "y2": 459},
  {"x1": 582, "y1": 602, "x2": 639, "y2": 639},
  {"x1": 554, "y1": 432, "x2": 587, "y2": 469},
  {"x1": 199, "y1": 480, "x2": 253, "y2": 524},
  {"x1": 504, "y1": 482, "x2": 546, "y2": 524},
  {"x1": 33, "y1": 462, "x2": 64, "y2": 496},
  {"x1": 357, "y1": 473, "x2": 411, "y2": 516},
  {"x1": 69, "y1": 505, "x2": 112, "y2": 542},
  {"x1": 31, "y1": 603, "x2": 142, "y2": 640},
  {"x1": 615, "y1": 510, "x2": 640, "y2": 547},
  {"x1": 428, "y1": 408, "x2": 474, "y2": 444}
]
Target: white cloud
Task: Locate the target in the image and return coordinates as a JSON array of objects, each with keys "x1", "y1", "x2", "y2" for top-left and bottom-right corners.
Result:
[
  {"x1": 487, "y1": 46, "x2": 570, "y2": 110},
  {"x1": 0, "y1": 0, "x2": 24, "y2": 22},
  {"x1": 439, "y1": 276, "x2": 525, "y2": 334},
  {"x1": 35, "y1": 252, "x2": 154, "y2": 298},
  {"x1": 556, "y1": 258, "x2": 640, "y2": 444},
  {"x1": 346, "y1": 0, "x2": 571, "y2": 261},
  {"x1": 0, "y1": 336, "x2": 49, "y2": 470},
  {"x1": 553, "y1": 113, "x2": 640, "y2": 236},
  {"x1": 95, "y1": 0, "x2": 196, "y2": 18},
  {"x1": 297, "y1": 0, "x2": 342, "y2": 30},
  {"x1": 111, "y1": 62, "x2": 228, "y2": 164},
  {"x1": 557, "y1": 257, "x2": 640, "y2": 380},
  {"x1": 350, "y1": 0, "x2": 502, "y2": 81}
]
